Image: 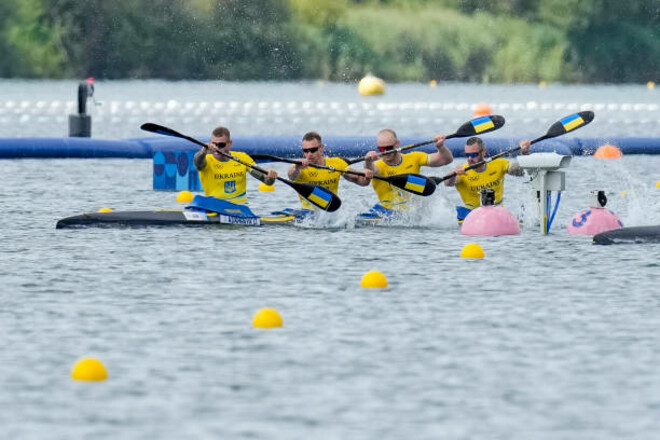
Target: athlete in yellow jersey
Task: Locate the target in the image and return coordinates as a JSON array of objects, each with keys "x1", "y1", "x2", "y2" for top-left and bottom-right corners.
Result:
[
  {"x1": 444, "y1": 136, "x2": 531, "y2": 221},
  {"x1": 193, "y1": 126, "x2": 278, "y2": 205},
  {"x1": 363, "y1": 128, "x2": 453, "y2": 214},
  {"x1": 288, "y1": 132, "x2": 372, "y2": 209}
]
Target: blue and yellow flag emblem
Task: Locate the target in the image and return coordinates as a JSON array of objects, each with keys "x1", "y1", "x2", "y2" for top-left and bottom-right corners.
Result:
[
  {"x1": 307, "y1": 187, "x2": 332, "y2": 208},
  {"x1": 560, "y1": 113, "x2": 584, "y2": 132},
  {"x1": 404, "y1": 175, "x2": 426, "y2": 194},
  {"x1": 471, "y1": 116, "x2": 495, "y2": 133}
]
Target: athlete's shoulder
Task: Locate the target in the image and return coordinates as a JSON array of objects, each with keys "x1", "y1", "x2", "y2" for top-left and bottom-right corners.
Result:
[
  {"x1": 406, "y1": 151, "x2": 429, "y2": 162},
  {"x1": 327, "y1": 156, "x2": 348, "y2": 168},
  {"x1": 490, "y1": 157, "x2": 509, "y2": 171},
  {"x1": 233, "y1": 151, "x2": 255, "y2": 165}
]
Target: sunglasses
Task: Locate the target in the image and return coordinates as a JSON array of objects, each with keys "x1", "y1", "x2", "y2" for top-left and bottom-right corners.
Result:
[
  {"x1": 465, "y1": 152, "x2": 480, "y2": 158},
  {"x1": 212, "y1": 142, "x2": 227, "y2": 149},
  {"x1": 378, "y1": 145, "x2": 396, "y2": 153},
  {"x1": 302, "y1": 146, "x2": 321, "y2": 154}
]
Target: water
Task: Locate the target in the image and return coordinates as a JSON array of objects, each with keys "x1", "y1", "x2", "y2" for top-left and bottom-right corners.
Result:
[
  {"x1": 0, "y1": 80, "x2": 658, "y2": 138},
  {"x1": 1, "y1": 81, "x2": 660, "y2": 439}
]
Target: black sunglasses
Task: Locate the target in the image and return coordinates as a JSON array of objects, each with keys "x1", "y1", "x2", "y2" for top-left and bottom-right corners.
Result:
[
  {"x1": 378, "y1": 144, "x2": 396, "y2": 153},
  {"x1": 212, "y1": 142, "x2": 227, "y2": 149},
  {"x1": 465, "y1": 152, "x2": 480, "y2": 158},
  {"x1": 302, "y1": 146, "x2": 320, "y2": 154}
]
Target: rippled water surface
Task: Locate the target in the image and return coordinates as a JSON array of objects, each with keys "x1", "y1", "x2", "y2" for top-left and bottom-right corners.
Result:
[{"x1": 1, "y1": 81, "x2": 660, "y2": 439}]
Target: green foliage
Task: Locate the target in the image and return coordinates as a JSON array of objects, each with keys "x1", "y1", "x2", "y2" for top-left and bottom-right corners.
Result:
[
  {"x1": 288, "y1": 0, "x2": 349, "y2": 28},
  {"x1": 3, "y1": 0, "x2": 67, "y2": 77},
  {"x1": 0, "y1": 0, "x2": 657, "y2": 82},
  {"x1": 209, "y1": 0, "x2": 303, "y2": 79},
  {"x1": 340, "y1": 5, "x2": 567, "y2": 82}
]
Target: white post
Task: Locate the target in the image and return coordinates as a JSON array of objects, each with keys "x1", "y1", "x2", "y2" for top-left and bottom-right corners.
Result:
[{"x1": 517, "y1": 153, "x2": 572, "y2": 235}]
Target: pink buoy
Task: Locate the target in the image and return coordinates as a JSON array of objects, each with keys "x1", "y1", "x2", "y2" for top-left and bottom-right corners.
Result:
[
  {"x1": 567, "y1": 208, "x2": 623, "y2": 235},
  {"x1": 461, "y1": 205, "x2": 521, "y2": 236}
]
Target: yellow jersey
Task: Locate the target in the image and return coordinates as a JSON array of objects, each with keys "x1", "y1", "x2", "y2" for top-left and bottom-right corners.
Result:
[
  {"x1": 198, "y1": 151, "x2": 255, "y2": 205},
  {"x1": 293, "y1": 157, "x2": 348, "y2": 209},
  {"x1": 372, "y1": 151, "x2": 429, "y2": 210},
  {"x1": 455, "y1": 158, "x2": 510, "y2": 209}
]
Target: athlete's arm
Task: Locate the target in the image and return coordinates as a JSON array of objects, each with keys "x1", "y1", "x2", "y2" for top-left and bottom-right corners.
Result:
[
  {"x1": 427, "y1": 135, "x2": 453, "y2": 167},
  {"x1": 193, "y1": 145, "x2": 210, "y2": 170},
  {"x1": 364, "y1": 151, "x2": 380, "y2": 176},
  {"x1": 287, "y1": 159, "x2": 309, "y2": 180},
  {"x1": 249, "y1": 168, "x2": 278, "y2": 185},
  {"x1": 506, "y1": 140, "x2": 531, "y2": 176},
  {"x1": 288, "y1": 164, "x2": 301, "y2": 180},
  {"x1": 507, "y1": 162, "x2": 525, "y2": 176},
  {"x1": 343, "y1": 168, "x2": 373, "y2": 186},
  {"x1": 444, "y1": 166, "x2": 464, "y2": 186}
]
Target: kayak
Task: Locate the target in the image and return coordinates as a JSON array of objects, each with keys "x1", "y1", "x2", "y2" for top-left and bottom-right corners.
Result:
[
  {"x1": 593, "y1": 225, "x2": 660, "y2": 245},
  {"x1": 56, "y1": 209, "x2": 297, "y2": 229},
  {"x1": 56, "y1": 195, "x2": 298, "y2": 229}
]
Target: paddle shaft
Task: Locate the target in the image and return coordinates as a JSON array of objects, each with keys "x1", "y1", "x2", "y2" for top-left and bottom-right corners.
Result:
[
  {"x1": 431, "y1": 136, "x2": 551, "y2": 184},
  {"x1": 345, "y1": 115, "x2": 505, "y2": 165},
  {"x1": 255, "y1": 154, "x2": 439, "y2": 193},
  {"x1": 139, "y1": 123, "x2": 342, "y2": 211},
  {"x1": 431, "y1": 111, "x2": 594, "y2": 184},
  {"x1": 262, "y1": 154, "x2": 403, "y2": 183}
]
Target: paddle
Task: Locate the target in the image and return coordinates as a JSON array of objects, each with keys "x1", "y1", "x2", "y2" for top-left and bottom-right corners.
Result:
[
  {"x1": 429, "y1": 111, "x2": 595, "y2": 184},
  {"x1": 343, "y1": 114, "x2": 505, "y2": 165},
  {"x1": 250, "y1": 153, "x2": 436, "y2": 196},
  {"x1": 140, "y1": 123, "x2": 342, "y2": 212}
]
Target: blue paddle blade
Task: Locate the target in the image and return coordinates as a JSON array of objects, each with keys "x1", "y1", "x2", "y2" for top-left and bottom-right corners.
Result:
[{"x1": 187, "y1": 195, "x2": 257, "y2": 218}]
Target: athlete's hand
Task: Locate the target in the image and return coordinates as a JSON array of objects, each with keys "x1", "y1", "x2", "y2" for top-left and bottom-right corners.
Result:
[
  {"x1": 297, "y1": 159, "x2": 310, "y2": 169},
  {"x1": 519, "y1": 140, "x2": 531, "y2": 155},
  {"x1": 453, "y1": 166, "x2": 466, "y2": 175},
  {"x1": 365, "y1": 151, "x2": 379, "y2": 162},
  {"x1": 266, "y1": 169, "x2": 278, "y2": 180},
  {"x1": 434, "y1": 135, "x2": 446, "y2": 149}
]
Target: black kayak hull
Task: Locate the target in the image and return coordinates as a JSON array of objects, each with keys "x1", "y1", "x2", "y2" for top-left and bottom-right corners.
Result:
[
  {"x1": 56, "y1": 210, "x2": 296, "y2": 229},
  {"x1": 593, "y1": 225, "x2": 660, "y2": 245}
]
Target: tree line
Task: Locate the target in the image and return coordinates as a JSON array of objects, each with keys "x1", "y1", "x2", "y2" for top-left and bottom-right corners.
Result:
[{"x1": 0, "y1": 0, "x2": 657, "y2": 83}]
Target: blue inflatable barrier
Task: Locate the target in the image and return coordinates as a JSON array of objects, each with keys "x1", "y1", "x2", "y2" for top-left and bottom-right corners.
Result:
[
  {"x1": 1, "y1": 135, "x2": 660, "y2": 191},
  {"x1": 0, "y1": 137, "x2": 151, "y2": 158},
  {"x1": 2, "y1": 135, "x2": 659, "y2": 159}
]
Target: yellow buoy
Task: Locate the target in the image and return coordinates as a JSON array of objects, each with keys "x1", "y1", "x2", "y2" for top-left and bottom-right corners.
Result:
[
  {"x1": 358, "y1": 74, "x2": 385, "y2": 96},
  {"x1": 360, "y1": 270, "x2": 388, "y2": 288},
  {"x1": 472, "y1": 101, "x2": 492, "y2": 116},
  {"x1": 98, "y1": 207, "x2": 113, "y2": 212},
  {"x1": 253, "y1": 308, "x2": 283, "y2": 328},
  {"x1": 429, "y1": 79, "x2": 437, "y2": 87},
  {"x1": 461, "y1": 243, "x2": 484, "y2": 259},
  {"x1": 656, "y1": 180, "x2": 660, "y2": 188},
  {"x1": 258, "y1": 182, "x2": 275, "y2": 192},
  {"x1": 539, "y1": 81, "x2": 548, "y2": 89},
  {"x1": 620, "y1": 190, "x2": 627, "y2": 197},
  {"x1": 647, "y1": 81, "x2": 655, "y2": 90},
  {"x1": 594, "y1": 144, "x2": 622, "y2": 159},
  {"x1": 71, "y1": 358, "x2": 108, "y2": 381},
  {"x1": 176, "y1": 190, "x2": 194, "y2": 203}
]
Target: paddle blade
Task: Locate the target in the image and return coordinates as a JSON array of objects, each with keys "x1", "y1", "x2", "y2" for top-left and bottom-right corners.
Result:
[
  {"x1": 384, "y1": 173, "x2": 436, "y2": 196},
  {"x1": 453, "y1": 115, "x2": 505, "y2": 138},
  {"x1": 141, "y1": 123, "x2": 180, "y2": 137},
  {"x1": 288, "y1": 181, "x2": 342, "y2": 212},
  {"x1": 140, "y1": 123, "x2": 207, "y2": 148},
  {"x1": 546, "y1": 111, "x2": 594, "y2": 138}
]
